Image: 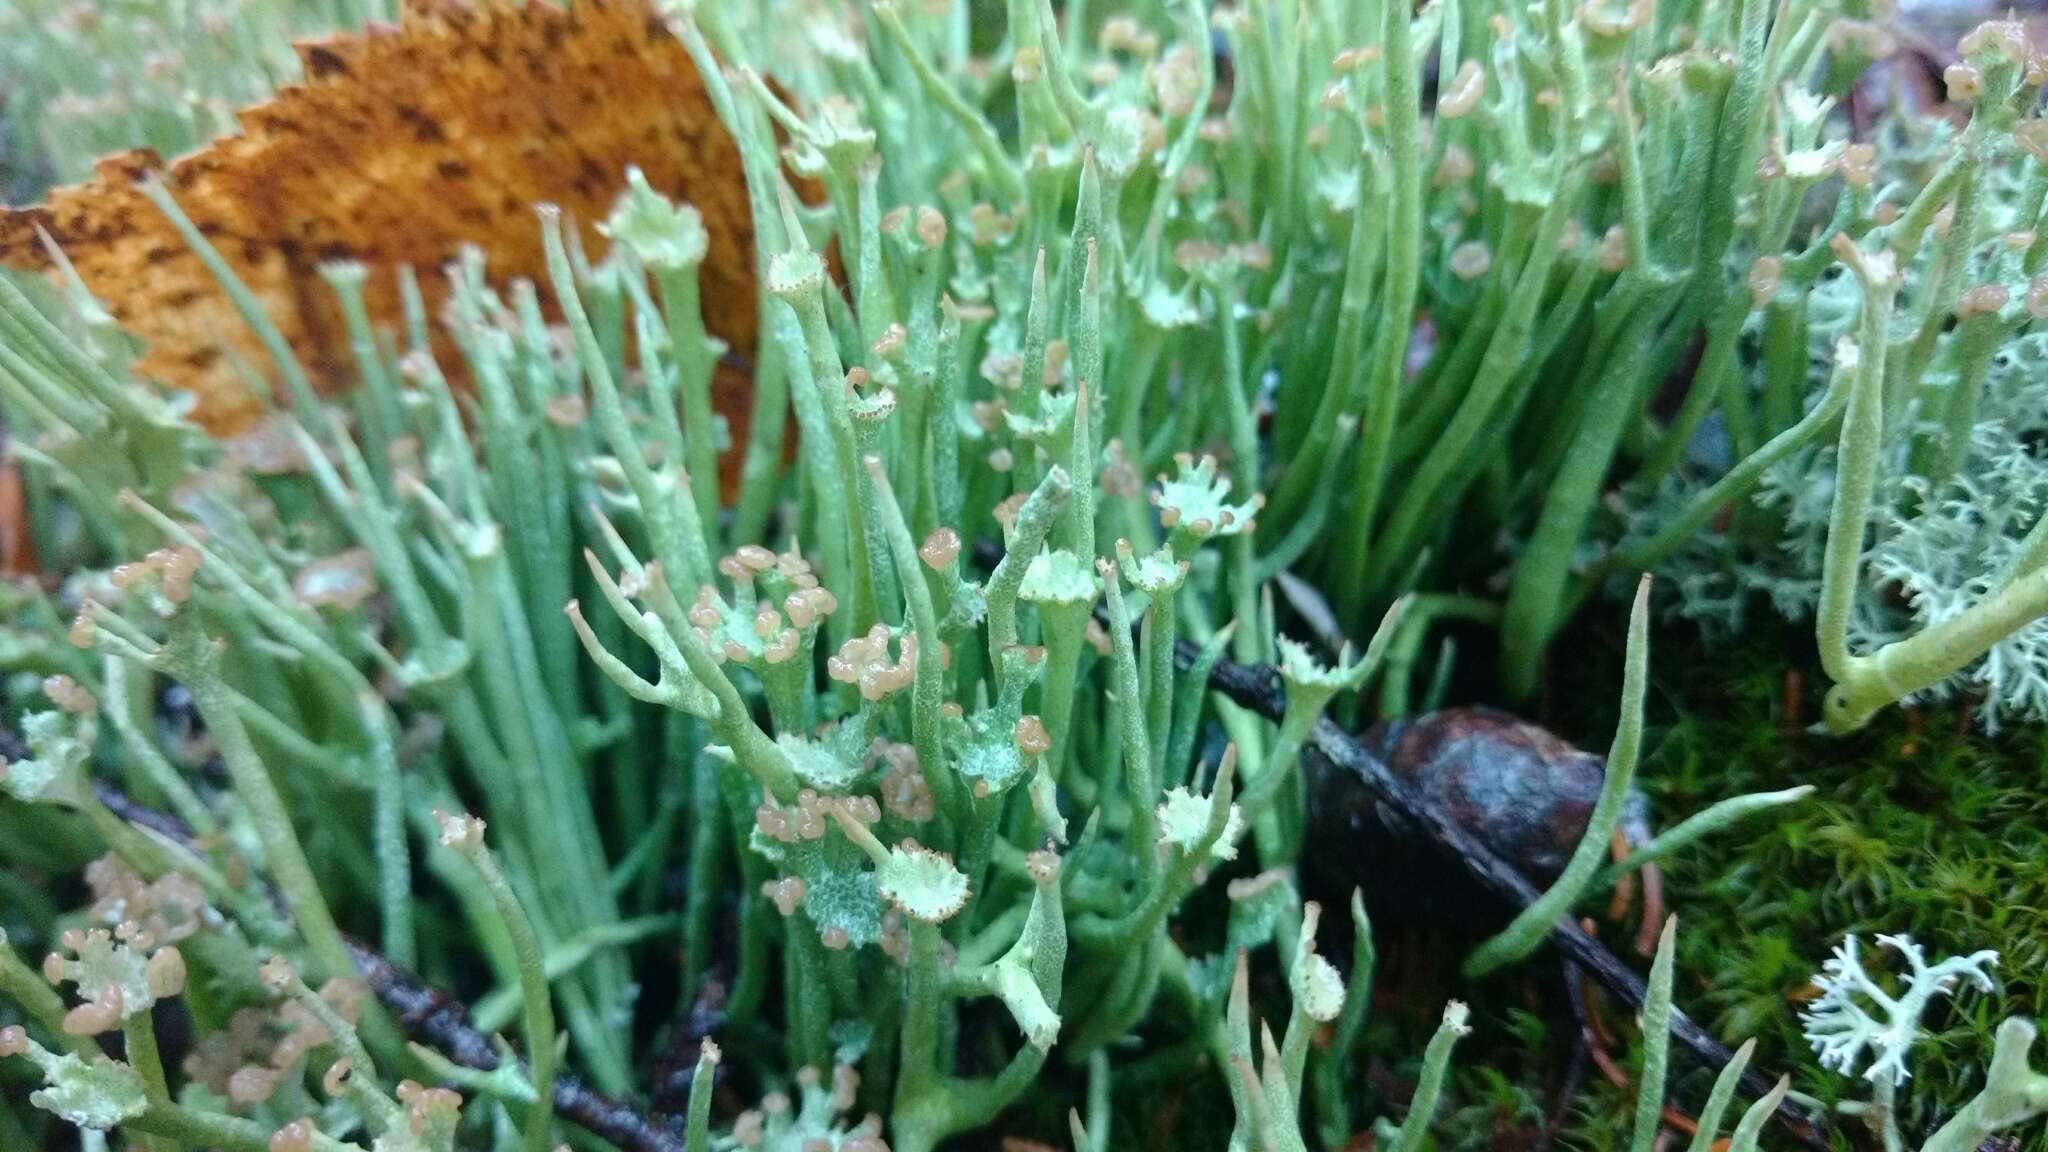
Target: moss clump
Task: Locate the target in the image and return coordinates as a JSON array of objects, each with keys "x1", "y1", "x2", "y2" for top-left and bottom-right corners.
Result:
[{"x1": 1640, "y1": 625, "x2": 2048, "y2": 1146}]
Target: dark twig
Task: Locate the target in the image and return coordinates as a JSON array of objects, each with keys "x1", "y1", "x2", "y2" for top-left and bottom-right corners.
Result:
[
  {"x1": 92, "y1": 775, "x2": 691, "y2": 1152},
  {"x1": 1544, "y1": 958, "x2": 1593, "y2": 1149},
  {"x1": 347, "y1": 943, "x2": 690, "y2": 1152},
  {"x1": 80, "y1": 622, "x2": 1823, "y2": 1152},
  {"x1": 972, "y1": 526, "x2": 1817, "y2": 1138},
  {"x1": 96, "y1": 779, "x2": 195, "y2": 840},
  {"x1": 1184, "y1": 641, "x2": 1825, "y2": 1146}
]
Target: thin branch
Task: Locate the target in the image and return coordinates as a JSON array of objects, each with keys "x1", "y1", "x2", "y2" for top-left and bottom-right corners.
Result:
[
  {"x1": 346, "y1": 943, "x2": 690, "y2": 1152},
  {"x1": 91, "y1": 779, "x2": 693, "y2": 1152},
  {"x1": 83, "y1": 624, "x2": 1823, "y2": 1152},
  {"x1": 1183, "y1": 640, "x2": 1825, "y2": 1146}
]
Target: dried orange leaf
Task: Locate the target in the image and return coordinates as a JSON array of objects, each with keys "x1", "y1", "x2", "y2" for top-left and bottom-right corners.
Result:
[{"x1": 0, "y1": 0, "x2": 757, "y2": 442}]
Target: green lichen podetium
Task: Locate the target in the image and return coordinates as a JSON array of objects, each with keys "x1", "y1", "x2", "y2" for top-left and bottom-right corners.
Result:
[{"x1": 5, "y1": 0, "x2": 2048, "y2": 1151}]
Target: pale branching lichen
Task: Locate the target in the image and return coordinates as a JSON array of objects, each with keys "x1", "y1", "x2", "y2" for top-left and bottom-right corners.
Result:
[{"x1": 1802, "y1": 934, "x2": 2000, "y2": 1086}]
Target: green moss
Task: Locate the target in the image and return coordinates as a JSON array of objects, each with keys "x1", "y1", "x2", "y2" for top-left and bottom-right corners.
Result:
[{"x1": 1644, "y1": 625, "x2": 2047, "y2": 1146}]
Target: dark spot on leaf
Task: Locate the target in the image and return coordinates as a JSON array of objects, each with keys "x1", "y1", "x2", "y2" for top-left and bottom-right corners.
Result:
[
  {"x1": 304, "y1": 46, "x2": 352, "y2": 79},
  {"x1": 394, "y1": 104, "x2": 447, "y2": 144}
]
